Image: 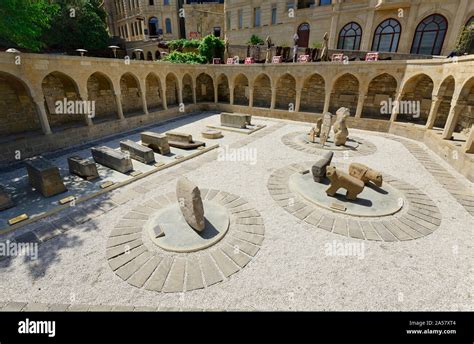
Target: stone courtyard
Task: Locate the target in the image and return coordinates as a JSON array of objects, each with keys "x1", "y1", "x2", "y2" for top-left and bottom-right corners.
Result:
[{"x1": 0, "y1": 112, "x2": 472, "y2": 311}]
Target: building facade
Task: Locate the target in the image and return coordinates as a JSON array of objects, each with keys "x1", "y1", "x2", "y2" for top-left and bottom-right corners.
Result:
[{"x1": 225, "y1": 0, "x2": 474, "y2": 56}]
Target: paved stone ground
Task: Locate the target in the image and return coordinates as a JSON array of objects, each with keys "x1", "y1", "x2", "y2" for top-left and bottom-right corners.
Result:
[{"x1": 0, "y1": 115, "x2": 472, "y2": 311}]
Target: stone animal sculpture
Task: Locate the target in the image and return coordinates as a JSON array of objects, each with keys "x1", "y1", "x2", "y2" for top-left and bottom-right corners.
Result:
[
  {"x1": 311, "y1": 151, "x2": 334, "y2": 182},
  {"x1": 325, "y1": 165, "x2": 365, "y2": 201},
  {"x1": 348, "y1": 163, "x2": 383, "y2": 187},
  {"x1": 308, "y1": 118, "x2": 323, "y2": 142},
  {"x1": 333, "y1": 107, "x2": 350, "y2": 146}
]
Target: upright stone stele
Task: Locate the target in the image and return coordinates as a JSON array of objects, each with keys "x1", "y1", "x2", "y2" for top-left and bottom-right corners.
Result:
[
  {"x1": 320, "y1": 112, "x2": 333, "y2": 146},
  {"x1": 333, "y1": 107, "x2": 350, "y2": 146},
  {"x1": 349, "y1": 163, "x2": 383, "y2": 187},
  {"x1": 308, "y1": 118, "x2": 322, "y2": 142},
  {"x1": 311, "y1": 151, "x2": 334, "y2": 182},
  {"x1": 24, "y1": 157, "x2": 68, "y2": 197},
  {"x1": 176, "y1": 177, "x2": 205, "y2": 232},
  {"x1": 325, "y1": 165, "x2": 365, "y2": 201}
]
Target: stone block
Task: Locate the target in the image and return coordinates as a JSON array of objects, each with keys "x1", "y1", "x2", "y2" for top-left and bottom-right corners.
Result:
[
  {"x1": 176, "y1": 177, "x2": 205, "y2": 232},
  {"x1": 166, "y1": 132, "x2": 205, "y2": 150},
  {"x1": 141, "y1": 131, "x2": 170, "y2": 155},
  {"x1": 220, "y1": 112, "x2": 252, "y2": 129},
  {"x1": 201, "y1": 129, "x2": 223, "y2": 139},
  {"x1": 67, "y1": 156, "x2": 99, "y2": 180},
  {"x1": 120, "y1": 139, "x2": 155, "y2": 164},
  {"x1": 91, "y1": 146, "x2": 133, "y2": 174},
  {"x1": 0, "y1": 185, "x2": 14, "y2": 211},
  {"x1": 24, "y1": 157, "x2": 67, "y2": 197}
]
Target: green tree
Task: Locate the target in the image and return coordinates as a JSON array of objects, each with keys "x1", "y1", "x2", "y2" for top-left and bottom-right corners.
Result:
[
  {"x1": 198, "y1": 35, "x2": 224, "y2": 63},
  {"x1": 0, "y1": 0, "x2": 58, "y2": 51},
  {"x1": 44, "y1": 0, "x2": 110, "y2": 51}
]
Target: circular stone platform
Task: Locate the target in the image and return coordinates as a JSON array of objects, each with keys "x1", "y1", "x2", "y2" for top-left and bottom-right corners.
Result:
[
  {"x1": 267, "y1": 162, "x2": 441, "y2": 241},
  {"x1": 302, "y1": 135, "x2": 359, "y2": 151},
  {"x1": 146, "y1": 202, "x2": 230, "y2": 253},
  {"x1": 282, "y1": 131, "x2": 377, "y2": 157},
  {"x1": 107, "y1": 189, "x2": 265, "y2": 293},
  {"x1": 289, "y1": 173, "x2": 403, "y2": 217}
]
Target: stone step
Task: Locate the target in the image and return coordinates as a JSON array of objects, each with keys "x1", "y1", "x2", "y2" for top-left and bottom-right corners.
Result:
[
  {"x1": 91, "y1": 146, "x2": 133, "y2": 174},
  {"x1": 120, "y1": 139, "x2": 155, "y2": 164}
]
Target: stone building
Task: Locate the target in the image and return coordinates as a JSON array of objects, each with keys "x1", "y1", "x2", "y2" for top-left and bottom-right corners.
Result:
[
  {"x1": 104, "y1": 0, "x2": 224, "y2": 59},
  {"x1": 225, "y1": 0, "x2": 474, "y2": 56}
]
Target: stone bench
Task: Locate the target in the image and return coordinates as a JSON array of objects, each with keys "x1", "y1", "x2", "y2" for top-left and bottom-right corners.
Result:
[
  {"x1": 91, "y1": 146, "x2": 133, "y2": 174},
  {"x1": 67, "y1": 156, "x2": 99, "y2": 180},
  {"x1": 141, "y1": 131, "x2": 170, "y2": 155},
  {"x1": 0, "y1": 185, "x2": 14, "y2": 211},
  {"x1": 24, "y1": 157, "x2": 68, "y2": 197},
  {"x1": 120, "y1": 139, "x2": 155, "y2": 164},
  {"x1": 220, "y1": 112, "x2": 252, "y2": 129},
  {"x1": 165, "y1": 132, "x2": 205, "y2": 150}
]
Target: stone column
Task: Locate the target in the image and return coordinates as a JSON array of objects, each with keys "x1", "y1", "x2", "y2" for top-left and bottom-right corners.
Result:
[
  {"x1": 295, "y1": 89, "x2": 302, "y2": 113},
  {"x1": 442, "y1": 100, "x2": 464, "y2": 140},
  {"x1": 81, "y1": 94, "x2": 94, "y2": 126},
  {"x1": 270, "y1": 87, "x2": 277, "y2": 110},
  {"x1": 33, "y1": 97, "x2": 52, "y2": 135},
  {"x1": 140, "y1": 91, "x2": 149, "y2": 115},
  {"x1": 355, "y1": 91, "x2": 366, "y2": 118},
  {"x1": 115, "y1": 92, "x2": 125, "y2": 119},
  {"x1": 464, "y1": 125, "x2": 474, "y2": 153},
  {"x1": 425, "y1": 96, "x2": 443, "y2": 129},
  {"x1": 229, "y1": 86, "x2": 235, "y2": 105},
  {"x1": 328, "y1": 3, "x2": 340, "y2": 49},
  {"x1": 389, "y1": 93, "x2": 403, "y2": 122},
  {"x1": 360, "y1": 10, "x2": 375, "y2": 51},
  {"x1": 398, "y1": 4, "x2": 419, "y2": 53},
  {"x1": 192, "y1": 80, "x2": 197, "y2": 104},
  {"x1": 214, "y1": 83, "x2": 219, "y2": 103},
  {"x1": 249, "y1": 87, "x2": 254, "y2": 108},
  {"x1": 323, "y1": 90, "x2": 331, "y2": 113},
  {"x1": 177, "y1": 86, "x2": 183, "y2": 106}
]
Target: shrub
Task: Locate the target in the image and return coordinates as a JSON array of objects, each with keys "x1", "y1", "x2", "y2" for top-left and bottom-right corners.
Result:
[
  {"x1": 198, "y1": 34, "x2": 224, "y2": 63},
  {"x1": 162, "y1": 51, "x2": 206, "y2": 64},
  {"x1": 247, "y1": 34, "x2": 264, "y2": 45}
]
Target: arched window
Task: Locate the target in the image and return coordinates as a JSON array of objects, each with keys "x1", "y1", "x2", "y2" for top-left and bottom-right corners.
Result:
[
  {"x1": 165, "y1": 18, "x2": 172, "y2": 34},
  {"x1": 337, "y1": 22, "x2": 362, "y2": 50},
  {"x1": 149, "y1": 17, "x2": 158, "y2": 36},
  {"x1": 372, "y1": 18, "x2": 401, "y2": 52},
  {"x1": 410, "y1": 14, "x2": 448, "y2": 55}
]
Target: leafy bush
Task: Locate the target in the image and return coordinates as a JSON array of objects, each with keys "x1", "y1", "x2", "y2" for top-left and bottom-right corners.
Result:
[
  {"x1": 198, "y1": 34, "x2": 224, "y2": 63},
  {"x1": 162, "y1": 51, "x2": 206, "y2": 64},
  {"x1": 168, "y1": 38, "x2": 201, "y2": 51},
  {"x1": 247, "y1": 34, "x2": 264, "y2": 45}
]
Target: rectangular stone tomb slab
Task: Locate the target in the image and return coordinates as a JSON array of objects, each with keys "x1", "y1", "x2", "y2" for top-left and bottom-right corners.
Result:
[
  {"x1": 165, "y1": 132, "x2": 205, "y2": 150},
  {"x1": 24, "y1": 157, "x2": 67, "y2": 197},
  {"x1": 0, "y1": 186, "x2": 14, "y2": 211},
  {"x1": 120, "y1": 139, "x2": 155, "y2": 164},
  {"x1": 91, "y1": 146, "x2": 133, "y2": 174},
  {"x1": 67, "y1": 156, "x2": 99, "y2": 180},
  {"x1": 220, "y1": 112, "x2": 252, "y2": 129},
  {"x1": 141, "y1": 132, "x2": 170, "y2": 155}
]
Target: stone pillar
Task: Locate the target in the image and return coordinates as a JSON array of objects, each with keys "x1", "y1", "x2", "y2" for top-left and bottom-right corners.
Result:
[
  {"x1": 328, "y1": 4, "x2": 340, "y2": 49},
  {"x1": 360, "y1": 10, "x2": 375, "y2": 51},
  {"x1": 425, "y1": 96, "x2": 443, "y2": 129},
  {"x1": 398, "y1": 4, "x2": 419, "y2": 53},
  {"x1": 214, "y1": 83, "x2": 219, "y2": 103},
  {"x1": 177, "y1": 85, "x2": 183, "y2": 106},
  {"x1": 115, "y1": 93, "x2": 125, "y2": 119},
  {"x1": 464, "y1": 125, "x2": 474, "y2": 153},
  {"x1": 442, "y1": 100, "x2": 464, "y2": 140},
  {"x1": 162, "y1": 85, "x2": 168, "y2": 110},
  {"x1": 270, "y1": 87, "x2": 276, "y2": 110},
  {"x1": 229, "y1": 86, "x2": 235, "y2": 105},
  {"x1": 140, "y1": 91, "x2": 149, "y2": 115},
  {"x1": 249, "y1": 87, "x2": 254, "y2": 108},
  {"x1": 295, "y1": 89, "x2": 302, "y2": 113},
  {"x1": 81, "y1": 95, "x2": 94, "y2": 126},
  {"x1": 33, "y1": 97, "x2": 52, "y2": 135},
  {"x1": 323, "y1": 90, "x2": 331, "y2": 113},
  {"x1": 390, "y1": 93, "x2": 403, "y2": 122},
  {"x1": 355, "y1": 91, "x2": 366, "y2": 118},
  {"x1": 192, "y1": 81, "x2": 197, "y2": 104}
]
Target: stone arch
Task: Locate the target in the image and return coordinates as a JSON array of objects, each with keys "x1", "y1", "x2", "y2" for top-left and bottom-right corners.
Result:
[
  {"x1": 398, "y1": 73, "x2": 434, "y2": 124},
  {"x1": 0, "y1": 72, "x2": 41, "y2": 136},
  {"x1": 433, "y1": 76, "x2": 455, "y2": 129},
  {"x1": 454, "y1": 77, "x2": 474, "y2": 134},
  {"x1": 329, "y1": 73, "x2": 359, "y2": 115},
  {"x1": 182, "y1": 74, "x2": 193, "y2": 104},
  {"x1": 253, "y1": 73, "x2": 272, "y2": 108},
  {"x1": 42, "y1": 71, "x2": 85, "y2": 130},
  {"x1": 87, "y1": 72, "x2": 117, "y2": 123},
  {"x1": 362, "y1": 73, "x2": 398, "y2": 119},
  {"x1": 217, "y1": 74, "x2": 230, "y2": 103},
  {"x1": 120, "y1": 72, "x2": 142, "y2": 117},
  {"x1": 275, "y1": 73, "x2": 296, "y2": 110},
  {"x1": 146, "y1": 73, "x2": 163, "y2": 112},
  {"x1": 166, "y1": 73, "x2": 179, "y2": 107},
  {"x1": 196, "y1": 73, "x2": 214, "y2": 102},
  {"x1": 233, "y1": 74, "x2": 249, "y2": 106},
  {"x1": 300, "y1": 73, "x2": 325, "y2": 113}
]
